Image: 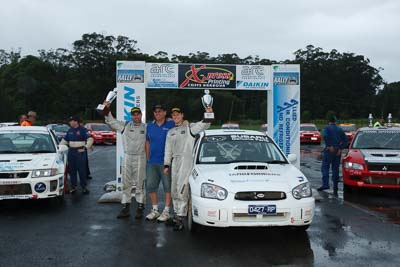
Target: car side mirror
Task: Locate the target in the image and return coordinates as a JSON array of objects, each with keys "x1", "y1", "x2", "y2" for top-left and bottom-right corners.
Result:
[
  {"x1": 58, "y1": 144, "x2": 68, "y2": 152},
  {"x1": 287, "y1": 154, "x2": 297, "y2": 164}
]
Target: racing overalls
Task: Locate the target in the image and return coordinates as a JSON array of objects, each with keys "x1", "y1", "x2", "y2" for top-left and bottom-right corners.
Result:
[
  {"x1": 60, "y1": 126, "x2": 93, "y2": 188},
  {"x1": 164, "y1": 121, "x2": 210, "y2": 217},
  {"x1": 321, "y1": 123, "x2": 348, "y2": 189},
  {"x1": 105, "y1": 113, "x2": 146, "y2": 205}
]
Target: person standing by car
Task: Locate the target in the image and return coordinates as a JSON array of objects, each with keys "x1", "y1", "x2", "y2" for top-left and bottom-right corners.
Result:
[
  {"x1": 21, "y1": 111, "x2": 37, "y2": 126},
  {"x1": 145, "y1": 105, "x2": 175, "y2": 222},
  {"x1": 374, "y1": 117, "x2": 385, "y2": 127},
  {"x1": 60, "y1": 116, "x2": 93, "y2": 194},
  {"x1": 318, "y1": 115, "x2": 348, "y2": 195},
  {"x1": 19, "y1": 114, "x2": 27, "y2": 125},
  {"x1": 163, "y1": 107, "x2": 212, "y2": 231},
  {"x1": 80, "y1": 121, "x2": 93, "y2": 180},
  {"x1": 104, "y1": 102, "x2": 146, "y2": 219}
]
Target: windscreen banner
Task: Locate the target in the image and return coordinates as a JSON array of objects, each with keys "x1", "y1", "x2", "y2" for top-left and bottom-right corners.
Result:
[{"x1": 271, "y1": 64, "x2": 300, "y2": 168}]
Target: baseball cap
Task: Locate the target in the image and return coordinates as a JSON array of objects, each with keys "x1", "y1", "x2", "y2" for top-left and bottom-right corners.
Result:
[
  {"x1": 153, "y1": 104, "x2": 166, "y2": 111},
  {"x1": 68, "y1": 116, "x2": 81, "y2": 122},
  {"x1": 171, "y1": 107, "x2": 183, "y2": 113},
  {"x1": 131, "y1": 107, "x2": 142, "y2": 114}
]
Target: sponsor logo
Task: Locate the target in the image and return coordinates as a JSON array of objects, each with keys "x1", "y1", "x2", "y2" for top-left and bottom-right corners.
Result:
[
  {"x1": 117, "y1": 69, "x2": 144, "y2": 83},
  {"x1": 149, "y1": 63, "x2": 175, "y2": 75},
  {"x1": 236, "y1": 81, "x2": 269, "y2": 89},
  {"x1": 35, "y1": 182, "x2": 46, "y2": 193},
  {"x1": 146, "y1": 63, "x2": 179, "y2": 88},
  {"x1": 382, "y1": 166, "x2": 388, "y2": 171},
  {"x1": 241, "y1": 65, "x2": 265, "y2": 76},
  {"x1": 256, "y1": 193, "x2": 265, "y2": 199},
  {"x1": 179, "y1": 64, "x2": 235, "y2": 88},
  {"x1": 273, "y1": 73, "x2": 299, "y2": 85}
]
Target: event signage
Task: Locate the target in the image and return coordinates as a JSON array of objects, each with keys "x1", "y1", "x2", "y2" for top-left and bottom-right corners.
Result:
[
  {"x1": 178, "y1": 64, "x2": 236, "y2": 89},
  {"x1": 236, "y1": 65, "x2": 271, "y2": 90},
  {"x1": 146, "y1": 63, "x2": 178, "y2": 88}
]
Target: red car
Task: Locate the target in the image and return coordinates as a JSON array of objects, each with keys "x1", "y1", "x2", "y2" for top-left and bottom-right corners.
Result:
[
  {"x1": 339, "y1": 123, "x2": 357, "y2": 145},
  {"x1": 342, "y1": 126, "x2": 400, "y2": 191},
  {"x1": 300, "y1": 123, "x2": 321, "y2": 144},
  {"x1": 85, "y1": 123, "x2": 116, "y2": 144}
]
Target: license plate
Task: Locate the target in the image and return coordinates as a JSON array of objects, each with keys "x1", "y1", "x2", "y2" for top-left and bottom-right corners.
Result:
[{"x1": 248, "y1": 205, "x2": 276, "y2": 215}]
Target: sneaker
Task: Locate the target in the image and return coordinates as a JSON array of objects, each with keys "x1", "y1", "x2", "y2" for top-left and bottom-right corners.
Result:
[
  {"x1": 146, "y1": 210, "x2": 160, "y2": 221},
  {"x1": 173, "y1": 218, "x2": 184, "y2": 231},
  {"x1": 135, "y1": 203, "x2": 145, "y2": 219},
  {"x1": 82, "y1": 187, "x2": 90, "y2": 194},
  {"x1": 69, "y1": 187, "x2": 77, "y2": 194},
  {"x1": 157, "y1": 209, "x2": 170, "y2": 222},
  {"x1": 317, "y1": 186, "x2": 329, "y2": 191},
  {"x1": 117, "y1": 204, "x2": 130, "y2": 219}
]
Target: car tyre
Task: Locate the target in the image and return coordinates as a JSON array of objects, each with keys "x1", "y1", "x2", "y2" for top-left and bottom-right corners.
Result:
[{"x1": 187, "y1": 190, "x2": 200, "y2": 233}]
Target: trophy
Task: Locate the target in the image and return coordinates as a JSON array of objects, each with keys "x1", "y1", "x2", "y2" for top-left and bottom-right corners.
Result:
[
  {"x1": 201, "y1": 90, "x2": 214, "y2": 122},
  {"x1": 96, "y1": 88, "x2": 118, "y2": 115}
]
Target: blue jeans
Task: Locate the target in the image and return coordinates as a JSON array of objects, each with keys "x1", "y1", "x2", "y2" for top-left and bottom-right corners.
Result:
[
  {"x1": 146, "y1": 164, "x2": 171, "y2": 193},
  {"x1": 68, "y1": 149, "x2": 88, "y2": 188},
  {"x1": 321, "y1": 149, "x2": 341, "y2": 188}
]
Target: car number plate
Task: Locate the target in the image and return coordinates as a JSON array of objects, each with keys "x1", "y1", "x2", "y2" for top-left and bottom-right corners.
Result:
[{"x1": 248, "y1": 205, "x2": 276, "y2": 215}]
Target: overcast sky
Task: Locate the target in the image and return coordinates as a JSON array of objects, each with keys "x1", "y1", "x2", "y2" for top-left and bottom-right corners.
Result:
[{"x1": 1, "y1": 0, "x2": 399, "y2": 82}]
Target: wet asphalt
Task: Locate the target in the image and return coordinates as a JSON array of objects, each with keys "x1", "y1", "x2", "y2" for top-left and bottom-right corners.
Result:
[{"x1": 1, "y1": 144, "x2": 400, "y2": 267}]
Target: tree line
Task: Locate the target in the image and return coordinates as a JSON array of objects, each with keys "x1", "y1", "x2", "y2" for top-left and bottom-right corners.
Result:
[{"x1": 0, "y1": 32, "x2": 398, "y2": 124}]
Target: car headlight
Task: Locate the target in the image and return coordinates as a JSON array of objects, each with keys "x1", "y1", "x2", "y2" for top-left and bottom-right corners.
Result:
[
  {"x1": 292, "y1": 182, "x2": 312, "y2": 200},
  {"x1": 32, "y1": 169, "x2": 58, "y2": 178},
  {"x1": 201, "y1": 183, "x2": 228, "y2": 200},
  {"x1": 343, "y1": 162, "x2": 364, "y2": 170}
]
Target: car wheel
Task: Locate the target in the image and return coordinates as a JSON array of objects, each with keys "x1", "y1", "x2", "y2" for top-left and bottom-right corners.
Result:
[
  {"x1": 343, "y1": 184, "x2": 353, "y2": 193},
  {"x1": 187, "y1": 190, "x2": 200, "y2": 233}
]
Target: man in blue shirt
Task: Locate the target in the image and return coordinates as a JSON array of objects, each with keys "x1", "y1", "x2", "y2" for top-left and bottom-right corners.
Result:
[
  {"x1": 60, "y1": 116, "x2": 94, "y2": 194},
  {"x1": 319, "y1": 115, "x2": 348, "y2": 195},
  {"x1": 145, "y1": 105, "x2": 175, "y2": 222}
]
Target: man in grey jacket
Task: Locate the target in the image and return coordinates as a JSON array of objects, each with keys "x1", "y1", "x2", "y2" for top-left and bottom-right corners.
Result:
[
  {"x1": 164, "y1": 107, "x2": 212, "y2": 231},
  {"x1": 104, "y1": 102, "x2": 146, "y2": 219}
]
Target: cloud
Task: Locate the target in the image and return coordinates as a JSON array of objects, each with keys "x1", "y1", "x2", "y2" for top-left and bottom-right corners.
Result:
[{"x1": 0, "y1": 0, "x2": 399, "y2": 82}]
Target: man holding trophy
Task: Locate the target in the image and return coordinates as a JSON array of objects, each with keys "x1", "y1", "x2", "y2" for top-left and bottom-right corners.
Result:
[
  {"x1": 98, "y1": 88, "x2": 147, "y2": 219},
  {"x1": 163, "y1": 90, "x2": 214, "y2": 231}
]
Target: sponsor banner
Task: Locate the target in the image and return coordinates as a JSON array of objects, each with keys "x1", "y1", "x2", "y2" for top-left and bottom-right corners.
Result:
[
  {"x1": 116, "y1": 69, "x2": 144, "y2": 83},
  {"x1": 116, "y1": 61, "x2": 146, "y2": 191},
  {"x1": 146, "y1": 63, "x2": 178, "y2": 88},
  {"x1": 178, "y1": 64, "x2": 236, "y2": 89},
  {"x1": 271, "y1": 65, "x2": 300, "y2": 168},
  {"x1": 236, "y1": 65, "x2": 271, "y2": 90}
]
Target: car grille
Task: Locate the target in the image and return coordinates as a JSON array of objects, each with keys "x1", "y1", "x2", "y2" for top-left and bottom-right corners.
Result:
[
  {"x1": 0, "y1": 172, "x2": 29, "y2": 179},
  {"x1": 363, "y1": 177, "x2": 400, "y2": 185},
  {"x1": 0, "y1": 184, "x2": 32, "y2": 195},
  {"x1": 235, "y1": 191, "x2": 286, "y2": 201},
  {"x1": 367, "y1": 164, "x2": 400, "y2": 172}
]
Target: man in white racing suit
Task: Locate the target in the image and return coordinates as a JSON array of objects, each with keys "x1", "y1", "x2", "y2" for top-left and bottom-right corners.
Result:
[
  {"x1": 163, "y1": 107, "x2": 212, "y2": 230},
  {"x1": 104, "y1": 102, "x2": 146, "y2": 219}
]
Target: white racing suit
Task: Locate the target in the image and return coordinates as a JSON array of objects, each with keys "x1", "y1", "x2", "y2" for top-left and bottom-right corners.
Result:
[
  {"x1": 105, "y1": 113, "x2": 146, "y2": 205},
  {"x1": 164, "y1": 121, "x2": 210, "y2": 217}
]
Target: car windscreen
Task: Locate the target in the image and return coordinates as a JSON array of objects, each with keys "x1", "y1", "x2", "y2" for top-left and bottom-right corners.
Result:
[
  {"x1": 352, "y1": 130, "x2": 400, "y2": 150},
  {"x1": 300, "y1": 126, "x2": 317, "y2": 131},
  {"x1": 91, "y1": 124, "x2": 112, "y2": 131},
  {"x1": 197, "y1": 134, "x2": 287, "y2": 164},
  {"x1": 340, "y1": 126, "x2": 356, "y2": 132},
  {"x1": 0, "y1": 132, "x2": 56, "y2": 153},
  {"x1": 53, "y1": 125, "x2": 69, "y2": 133}
]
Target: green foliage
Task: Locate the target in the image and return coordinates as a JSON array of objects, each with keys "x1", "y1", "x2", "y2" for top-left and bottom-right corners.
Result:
[{"x1": 0, "y1": 34, "x2": 395, "y2": 124}]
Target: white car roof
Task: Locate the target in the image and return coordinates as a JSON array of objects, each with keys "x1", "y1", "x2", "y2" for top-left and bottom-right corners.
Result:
[
  {"x1": 204, "y1": 129, "x2": 267, "y2": 136},
  {"x1": 358, "y1": 126, "x2": 400, "y2": 131},
  {"x1": 0, "y1": 126, "x2": 50, "y2": 133}
]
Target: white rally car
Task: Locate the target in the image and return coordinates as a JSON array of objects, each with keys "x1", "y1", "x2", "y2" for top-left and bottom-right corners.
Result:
[
  {"x1": 188, "y1": 129, "x2": 315, "y2": 231},
  {"x1": 0, "y1": 126, "x2": 68, "y2": 203}
]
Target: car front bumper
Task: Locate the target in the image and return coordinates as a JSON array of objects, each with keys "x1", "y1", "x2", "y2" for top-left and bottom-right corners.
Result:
[
  {"x1": 191, "y1": 194, "x2": 315, "y2": 227},
  {"x1": 0, "y1": 175, "x2": 65, "y2": 200}
]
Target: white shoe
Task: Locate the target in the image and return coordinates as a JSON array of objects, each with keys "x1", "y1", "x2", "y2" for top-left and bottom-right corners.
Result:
[
  {"x1": 157, "y1": 209, "x2": 170, "y2": 222},
  {"x1": 146, "y1": 210, "x2": 160, "y2": 220}
]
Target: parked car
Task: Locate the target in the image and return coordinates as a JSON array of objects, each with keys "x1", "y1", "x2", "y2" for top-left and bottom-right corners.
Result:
[
  {"x1": 187, "y1": 129, "x2": 315, "y2": 232},
  {"x1": 300, "y1": 123, "x2": 321, "y2": 144},
  {"x1": 259, "y1": 123, "x2": 268, "y2": 134},
  {"x1": 47, "y1": 124, "x2": 70, "y2": 141},
  {"x1": 339, "y1": 123, "x2": 357, "y2": 145},
  {"x1": 0, "y1": 126, "x2": 67, "y2": 203},
  {"x1": 342, "y1": 126, "x2": 400, "y2": 191},
  {"x1": 85, "y1": 123, "x2": 116, "y2": 144},
  {"x1": 221, "y1": 123, "x2": 240, "y2": 129}
]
